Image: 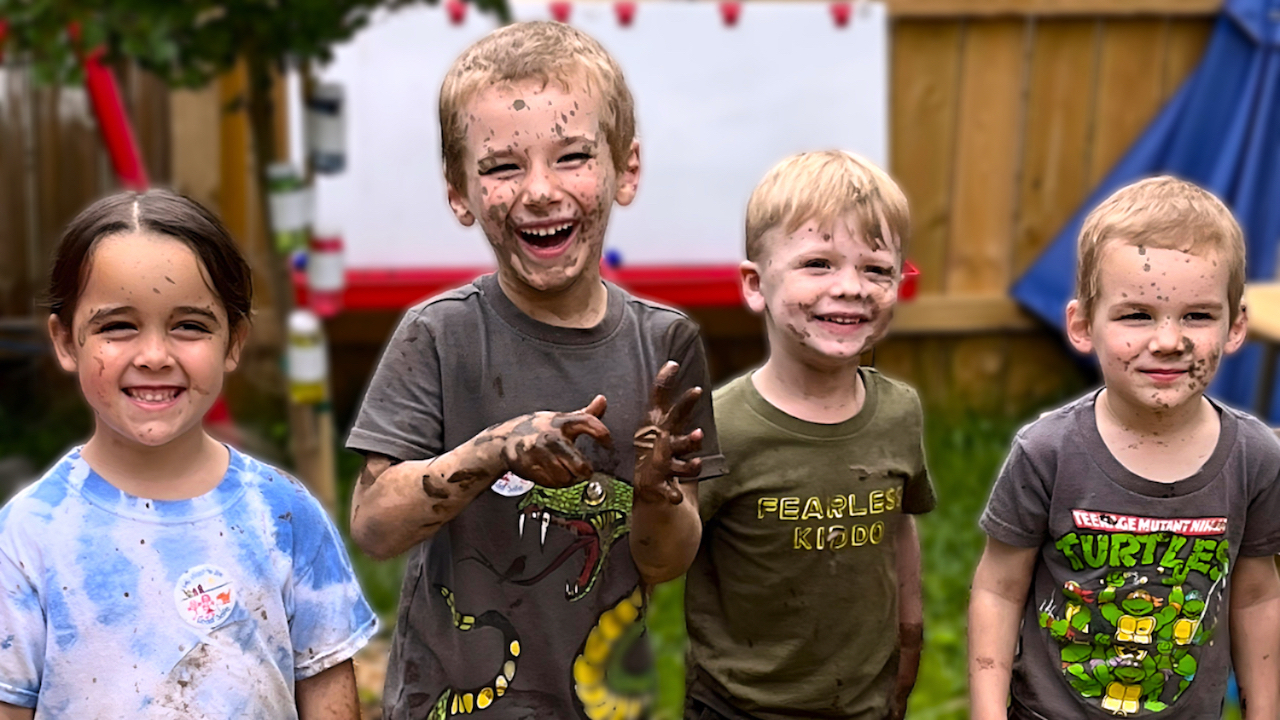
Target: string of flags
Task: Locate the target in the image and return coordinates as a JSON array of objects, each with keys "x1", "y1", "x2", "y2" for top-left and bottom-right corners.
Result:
[{"x1": 443, "y1": 0, "x2": 864, "y2": 28}]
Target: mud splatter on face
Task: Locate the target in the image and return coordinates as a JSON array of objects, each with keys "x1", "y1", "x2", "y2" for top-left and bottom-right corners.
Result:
[{"x1": 512, "y1": 99, "x2": 526, "y2": 111}]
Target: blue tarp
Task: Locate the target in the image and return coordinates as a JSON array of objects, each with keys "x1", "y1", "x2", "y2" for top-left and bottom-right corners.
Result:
[{"x1": 1011, "y1": 0, "x2": 1280, "y2": 421}]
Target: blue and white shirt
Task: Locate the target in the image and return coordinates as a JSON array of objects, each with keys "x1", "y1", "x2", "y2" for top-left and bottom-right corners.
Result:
[{"x1": 0, "y1": 446, "x2": 377, "y2": 718}]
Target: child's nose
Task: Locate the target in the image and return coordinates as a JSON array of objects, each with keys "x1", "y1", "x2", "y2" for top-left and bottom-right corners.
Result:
[
  {"x1": 521, "y1": 162, "x2": 563, "y2": 207},
  {"x1": 831, "y1": 267, "x2": 869, "y2": 298},
  {"x1": 1150, "y1": 319, "x2": 1184, "y2": 353},
  {"x1": 134, "y1": 331, "x2": 174, "y2": 369}
]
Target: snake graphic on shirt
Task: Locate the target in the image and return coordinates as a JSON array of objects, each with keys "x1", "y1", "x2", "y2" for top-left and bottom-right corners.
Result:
[{"x1": 428, "y1": 475, "x2": 652, "y2": 719}]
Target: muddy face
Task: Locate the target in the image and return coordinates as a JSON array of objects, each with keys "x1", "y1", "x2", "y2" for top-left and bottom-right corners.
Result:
[
  {"x1": 51, "y1": 232, "x2": 237, "y2": 452},
  {"x1": 749, "y1": 214, "x2": 901, "y2": 369},
  {"x1": 447, "y1": 78, "x2": 638, "y2": 298},
  {"x1": 1079, "y1": 242, "x2": 1242, "y2": 418}
]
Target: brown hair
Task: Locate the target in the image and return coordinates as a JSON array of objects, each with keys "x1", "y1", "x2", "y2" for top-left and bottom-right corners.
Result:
[
  {"x1": 439, "y1": 21, "x2": 636, "y2": 194},
  {"x1": 745, "y1": 150, "x2": 910, "y2": 265},
  {"x1": 1076, "y1": 176, "x2": 1245, "y2": 322},
  {"x1": 46, "y1": 189, "x2": 253, "y2": 332}
]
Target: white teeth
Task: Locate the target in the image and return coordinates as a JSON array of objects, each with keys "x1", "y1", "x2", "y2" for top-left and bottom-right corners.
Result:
[
  {"x1": 566, "y1": 580, "x2": 579, "y2": 595},
  {"x1": 518, "y1": 513, "x2": 525, "y2": 538},
  {"x1": 540, "y1": 513, "x2": 550, "y2": 546},
  {"x1": 524, "y1": 222, "x2": 572, "y2": 237},
  {"x1": 130, "y1": 389, "x2": 179, "y2": 402},
  {"x1": 819, "y1": 316, "x2": 863, "y2": 325}
]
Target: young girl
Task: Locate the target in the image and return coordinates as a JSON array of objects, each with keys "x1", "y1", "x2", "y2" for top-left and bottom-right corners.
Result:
[{"x1": 0, "y1": 189, "x2": 375, "y2": 719}]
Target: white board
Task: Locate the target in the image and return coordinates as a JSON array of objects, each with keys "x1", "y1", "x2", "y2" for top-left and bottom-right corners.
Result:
[{"x1": 309, "y1": 1, "x2": 888, "y2": 269}]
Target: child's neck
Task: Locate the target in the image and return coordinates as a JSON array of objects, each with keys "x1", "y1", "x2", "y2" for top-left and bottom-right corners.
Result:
[
  {"x1": 82, "y1": 427, "x2": 229, "y2": 501},
  {"x1": 753, "y1": 353, "x2": 864, "y2": 424},
  {"x1": 1095, "y1": 388, "x2": 1220, "y2": 483},
  {"x1": 498, "y1": 269, "x2": 609, "y2": 329}
]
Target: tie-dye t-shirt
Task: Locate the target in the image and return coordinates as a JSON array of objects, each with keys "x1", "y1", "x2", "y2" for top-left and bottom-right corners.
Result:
[{"x1": 0, "y1": 446, "x2": 377, "y2": 719}]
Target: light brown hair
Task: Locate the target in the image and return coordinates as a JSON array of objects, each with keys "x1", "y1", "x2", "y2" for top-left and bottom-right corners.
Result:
[
  {"x1": 1076, "y1": 175, "x2": 1245, "y2": 322},
  {"x1": 439, "y1": 21, "x2": 635, "y2": 194},
  {"x1": 745, "y1": 150, "x2": 909, "y2": 265}
]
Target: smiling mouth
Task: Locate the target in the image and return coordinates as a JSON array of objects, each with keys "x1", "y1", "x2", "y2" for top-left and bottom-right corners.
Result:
[
  {"x1": 125, "y1": 388, "x2": 183, "y2": 403},
  {"x1": 518, "y1": 222, "x2": 576, "y2": 250},
  {"x1": 814, "y1": 315, "x2": 868, "y2": 326}
]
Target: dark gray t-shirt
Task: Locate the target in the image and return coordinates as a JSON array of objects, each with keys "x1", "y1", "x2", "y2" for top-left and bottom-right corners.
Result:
[
  {"x1": 348, "y1": 274, "x2": 725, "y2": 720},
  {"x1": 981, "y1": 392, "x2": 1280, "y2": 720}
]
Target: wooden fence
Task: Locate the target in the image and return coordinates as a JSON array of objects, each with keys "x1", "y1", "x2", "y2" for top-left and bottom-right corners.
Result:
[
  {"x1": 869, "y1": 3, "x2": 1216, "y2": 414},
  {"x1": 0, "y1": 64, "x2": 170, "y2": 318}
]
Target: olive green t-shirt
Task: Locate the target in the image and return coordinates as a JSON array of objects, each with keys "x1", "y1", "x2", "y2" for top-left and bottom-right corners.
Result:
[{"x1": 685, "y1": 368, "x2": 936, "y2": 720}]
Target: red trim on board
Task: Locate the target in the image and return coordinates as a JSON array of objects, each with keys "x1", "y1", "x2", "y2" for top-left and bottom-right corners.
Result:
[{"x1": 293, "y1": 262, "x2": 919, "y2": 311}]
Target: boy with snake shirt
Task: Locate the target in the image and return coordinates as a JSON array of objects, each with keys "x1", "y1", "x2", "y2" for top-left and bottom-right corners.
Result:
[
  {"x1": 345, "y1": 21, "x2": 725, "y2": 720},
  {"x1": 684, "y1": 151, "x2": 936, "y2": 720}
]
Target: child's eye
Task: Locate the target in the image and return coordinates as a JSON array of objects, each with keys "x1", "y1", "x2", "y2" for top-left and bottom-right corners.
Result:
[
  {"x1": 1118, "y1": 312, "x2": 1151, "y2": 321},
  {"x1": 558, "y1": 152, "x2": 592, "y2": 164},
  {"x1": 866, "y1": 265, "x2": 894, "y2": 277},
  {"x1": 174, "y1": 322, "x2": 213, "y2": 334},
  {"x1": 802, "y1": 259, "x2": 831, "y2": 270},
  {"x1": 479, "y1": 163, "x2": 519, "y2": 176},
  {"x1": 1185, "y1": 312, "x2": 1214, "y2": 322},
  {"x1": 98, "y1": 322, "x2": 136, "y2": 334}
]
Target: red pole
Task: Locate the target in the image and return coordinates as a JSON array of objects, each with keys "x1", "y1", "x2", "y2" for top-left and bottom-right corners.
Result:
[{"x1": 69, "y1": 23, "x2": 150, "y2": 190}]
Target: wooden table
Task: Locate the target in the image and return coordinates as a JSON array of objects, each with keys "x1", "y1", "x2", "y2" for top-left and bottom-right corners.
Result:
[{"x1": 1245, "y1": 283, "x2": 1280, "y2": 417}]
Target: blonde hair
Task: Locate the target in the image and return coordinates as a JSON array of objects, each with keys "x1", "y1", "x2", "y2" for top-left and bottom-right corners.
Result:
[
  {"x1": 745, "y1": 150, "x2": 909, "y2": 264},
  {"x1": 1076, "y1": 176, "x2": 1245, "y2": 322},
  {"x1": 439, "y1": 21, "x2": 635, "y2": 194}
]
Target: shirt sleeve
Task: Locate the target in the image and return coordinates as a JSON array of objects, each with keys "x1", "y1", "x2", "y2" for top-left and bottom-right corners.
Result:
[
  {"x1": 900, "y1": 389, "x2": 936, "y2": 515},
  {"x1": 1239, "y1": 427, "x2": 1280, "y2": 557},
  {"x1": 284, "y1": 482, "x2": 378, "y2": 680},
  {"x1": 667, "y1": 318, "x2": 728, "y2": 481},
  {"x1": 0, "y1": 510, "x2": 45, "y2": 708},
  {"x1": 979, "y1": 435, "x2": 1052, "y2": 548},
  {"x1": 346, "y1": 307, "x2": 445, "y2": 462}
]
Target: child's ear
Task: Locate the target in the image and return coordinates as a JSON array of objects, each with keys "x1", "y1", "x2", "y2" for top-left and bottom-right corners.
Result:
[
  {"x1": 739, "y1": 260, "x2": 766, "y2": 315},
  {"x1": 224, "y1": 323, "x2": 250, "y2": 373},
  {"x1": 447, "y1": 183, "x2": 476, "y2": 226},
  {"x1": 1225, "y1": 297, "x2": 1248, "y2": 354},
  {"x1": 614, "y1": 140, "x2": 641, "y2": 207},
  {"x1": 47, "y1": 314, "x2": 80, "y2": 373},
  {"x1": 1065, "y1": 299, "x2": 1094, "y2": 354}
]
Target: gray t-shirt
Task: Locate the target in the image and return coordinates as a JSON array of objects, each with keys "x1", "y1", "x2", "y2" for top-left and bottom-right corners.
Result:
[
  {"x1": 981, "y1": 392, "x2": 1280, "y2": 719},
  {"x1": 348, "y1": 273, "x2": 725, "y2": 720}
]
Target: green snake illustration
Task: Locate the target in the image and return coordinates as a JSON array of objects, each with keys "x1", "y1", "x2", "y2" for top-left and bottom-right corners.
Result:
[
  {"x1": 427, "y1": 586, "x2": 521, "y2": 720},
  {"x1": 428, "y1": 475, "x2": 651, "y2": 718},
  {"x1": 515, "y1": 473, "x2": 633, "y2": 601}
]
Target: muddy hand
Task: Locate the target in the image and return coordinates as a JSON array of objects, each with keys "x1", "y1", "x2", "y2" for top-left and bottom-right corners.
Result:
[
  {"x1": 634, "y1": 361, "x2": 704, "y2": 504},
  {"x1": 498, "y1": 395, "x2": 612, "y2": 489}
]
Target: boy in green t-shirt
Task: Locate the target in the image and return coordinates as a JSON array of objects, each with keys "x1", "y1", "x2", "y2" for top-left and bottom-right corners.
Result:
[{"x1": 684, "y1": 151, "x2": 937, "y2": 720}]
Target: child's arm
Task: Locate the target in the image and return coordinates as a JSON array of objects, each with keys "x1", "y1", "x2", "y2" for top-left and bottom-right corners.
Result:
[
  {"x1": 892, "y1": 515, "x2": 923, "y2": 720},
  {"x1": 968, "y1": 537, "x2": 1038, "y2": 720},
  {"x1": 0, "y1": 704, "x2": 33, "y2": 720},
  {"x1": 296, "y1": 660, "x2": 360, "y2": 720},
  {"x1": 1230, "y1": 554, "x2": 1280, "y2": 720},
  {"x1": 630, "y1": 361, "x2": 706, "y2": 585},
  {"x1": 350, "y1": 396, "x2": 611, "y2": 560}
]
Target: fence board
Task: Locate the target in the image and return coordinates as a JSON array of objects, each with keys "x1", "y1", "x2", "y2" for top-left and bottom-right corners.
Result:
[
  {"x1": 891, "y1": 20, "x2": 963, "y2": 296},
  {"x1": 946, "y1": 19, "x2": 1026, "y2": 295},
  {"x1": 1162, "y1": 18, "x2": 1213, "y2": 100},
  {"x1": 1088, "y1": 19, "x2": 1170, "y2": 187},
  {"x1": 1013, "y1": 19, "x2": 1097, "y2": 276}
]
